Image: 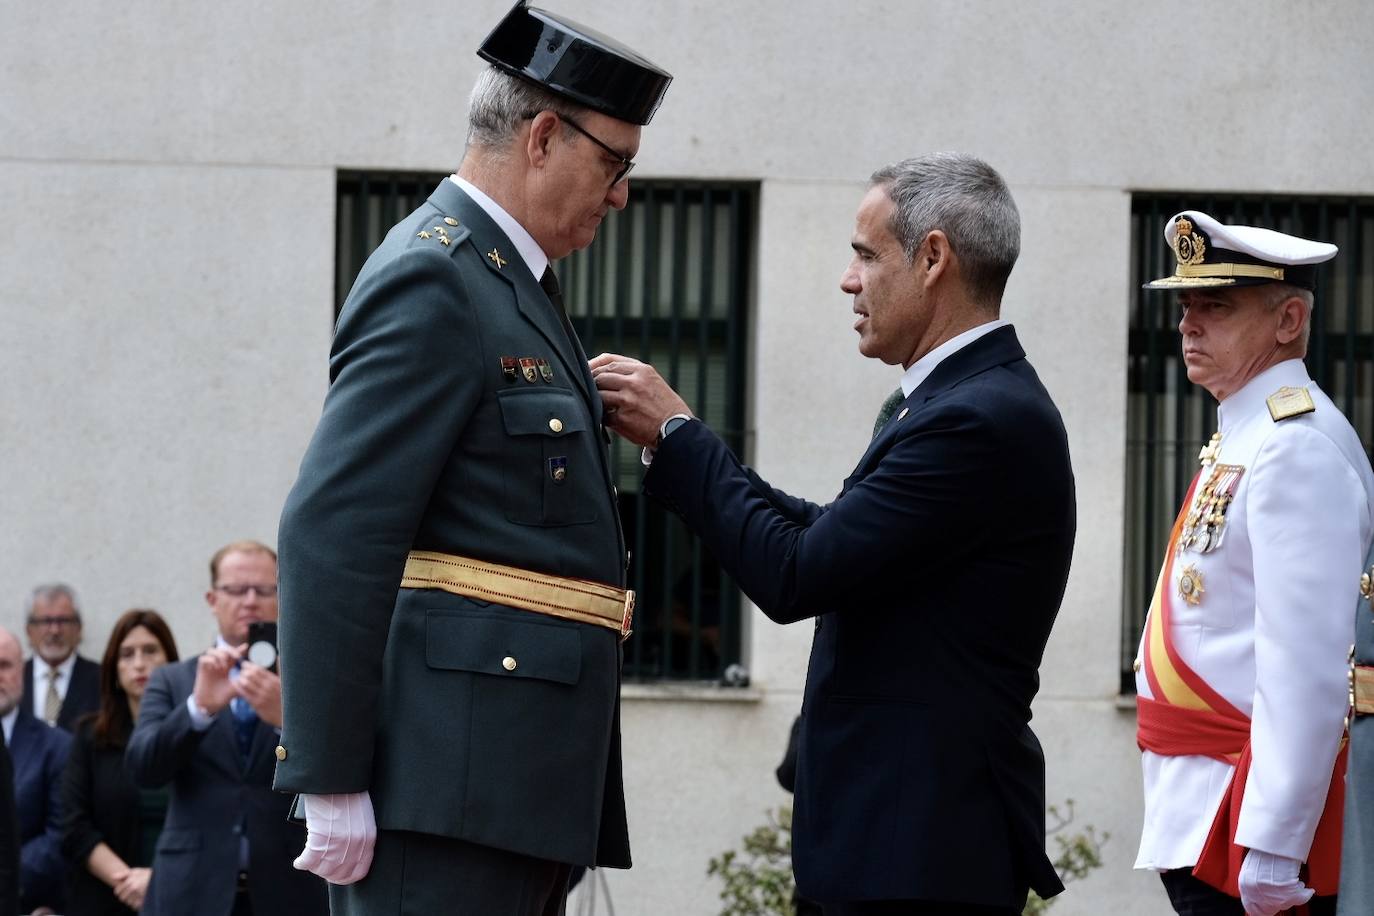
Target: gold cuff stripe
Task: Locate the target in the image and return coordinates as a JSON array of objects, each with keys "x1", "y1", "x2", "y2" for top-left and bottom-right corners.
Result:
[
  {"x1": 1175, "y1": 262, "x2": 1285, "y2": 280},
  {"x1": 1355, "y1": 665, "x2": 1374, "y2": 716},
  {"x1": 401, "y1": 550, "x2": 634, "y2": 638}
]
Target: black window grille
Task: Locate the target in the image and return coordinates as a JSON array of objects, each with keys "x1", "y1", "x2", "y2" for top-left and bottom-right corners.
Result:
[
  {"x1": 335, "y1": 172, "x2": 755, "y2": 682},
  {"x1": 1122, "y1": 193, "x2": 1374, "y2": 692}
]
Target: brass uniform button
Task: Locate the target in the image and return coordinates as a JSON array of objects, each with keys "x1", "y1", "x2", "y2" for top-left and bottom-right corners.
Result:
[
  {"x1": 275, "y1": 745, "x2": 287, "y2": 761},
  {"x1": 1132, "y1": 659, "x2": 1142, "y2": 673},
  {"x1": 549, "y1": 418, "x2": 563, "y2": 433},
  {"x1": 502, "y1": 656, "x2": 518, "y2": 671}
]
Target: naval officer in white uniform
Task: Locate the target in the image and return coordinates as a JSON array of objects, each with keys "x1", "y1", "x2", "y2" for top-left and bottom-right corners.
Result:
[{"x1": 1133, "y1": 210, "x2": 1374, "y2": 916}]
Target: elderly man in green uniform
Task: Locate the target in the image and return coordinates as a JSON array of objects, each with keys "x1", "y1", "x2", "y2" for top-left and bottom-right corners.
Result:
[
  {"x1": 1341, "y1": 545, "x2": 1374, "y2": 916},
  {"x1": 271, "y1": 3, "x2": 670, "y2": 913}
]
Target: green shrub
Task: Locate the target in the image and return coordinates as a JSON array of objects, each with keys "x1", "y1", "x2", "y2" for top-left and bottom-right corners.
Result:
[{"x1": 708, "y1": 800, "x2": 1107, "y2": 916}]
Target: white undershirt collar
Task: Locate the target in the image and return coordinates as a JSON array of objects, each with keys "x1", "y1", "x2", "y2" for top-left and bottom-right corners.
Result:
[{"x1": 900, "y1": 319, "x2": 1009, "y2": 397}]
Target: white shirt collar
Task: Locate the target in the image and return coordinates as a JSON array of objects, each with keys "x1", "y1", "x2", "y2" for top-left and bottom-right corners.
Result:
[
  {"x1": 1216, "y1": 358, "x2": 1312, "y2": 431},
  {"x1": 449, "y1": 175, "x2": 547, "y2": 281},
  {"x1": 900, "y1": 319, "x2": 1009, "y2": 397},
  {"x1": 2, "y1": 707, "x2": 17, "y2": 746}
]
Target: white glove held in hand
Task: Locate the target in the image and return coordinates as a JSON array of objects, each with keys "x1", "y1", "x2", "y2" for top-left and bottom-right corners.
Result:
[
  {"x1": 1238, "y1": 849, "x2": 1313, "y2": 916},
  {"x1": 292, "y1": 791, "x2": 377, "y2": 885}
]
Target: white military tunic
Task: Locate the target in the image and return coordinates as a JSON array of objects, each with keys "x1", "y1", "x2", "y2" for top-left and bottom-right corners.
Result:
[{"x1": 1135, "y1": 358, "x2": 1374, "y2": 869}]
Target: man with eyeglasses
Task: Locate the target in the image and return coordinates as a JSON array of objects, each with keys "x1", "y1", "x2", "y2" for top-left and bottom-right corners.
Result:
[
  {"x1": 22, "y1": 584, "x2": 100, "y2": 732},
  {"x1": 273, "y1": 3, "x2": 670, "y2": 914},
  {"x1": 127, "y1": 540, "x2": 327, "y2": 916}
]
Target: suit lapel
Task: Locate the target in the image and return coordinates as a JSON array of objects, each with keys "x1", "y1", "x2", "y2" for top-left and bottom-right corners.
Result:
[
  {"x1": 845, "y1": 326, "x2": 1027, "y2": 487},
  {"x1": 426, "y1": 182, "x2": 596, "y2": 408}
]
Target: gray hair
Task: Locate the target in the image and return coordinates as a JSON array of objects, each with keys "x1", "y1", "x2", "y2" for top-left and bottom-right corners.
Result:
[
  {"x1": 870, "y1": 153, "x2": 1020, "y2": 307},
  {"x1": 1262, "y1": 281, "x2": 1314, "y2": 349},
  {"x1": 26, "y1": 583, "x2": 82, "y2": 622},
  {"x1": 466, "y1": 66, "x2": 588, "y2": 150}
]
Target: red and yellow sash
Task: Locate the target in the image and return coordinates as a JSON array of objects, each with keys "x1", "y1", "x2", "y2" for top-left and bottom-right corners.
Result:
[{"x1": 1135, "y1": 470, "x2": 1345, "y2": 905}]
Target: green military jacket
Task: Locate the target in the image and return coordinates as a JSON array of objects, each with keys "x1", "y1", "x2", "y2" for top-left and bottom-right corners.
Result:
[{"x1": 274, "y1": 179, "x2": 631, "y2": 868}]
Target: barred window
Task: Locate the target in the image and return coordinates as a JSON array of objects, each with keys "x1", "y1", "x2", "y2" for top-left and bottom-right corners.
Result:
[
  {"x1": 336, "y1": 173, "x2": 756, "y2": 682},
  {"x1": 1122, "y1": 194, "x2": 1374, "y2": 691}
]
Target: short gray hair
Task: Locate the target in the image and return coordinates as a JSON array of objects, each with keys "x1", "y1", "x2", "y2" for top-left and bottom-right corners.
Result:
[
  {"x1": 26, "y1": 583, "x2": 82, "y2": 622},
  {"x1": 870, "y1": 153, "x2": 1020, "y2": 307},
  {"x1": 1262, "y1": 281, "x2": 1314, "y2": 349},
  {"x1": 466, "y1": 66, "x2": 588, "y2": 150}
]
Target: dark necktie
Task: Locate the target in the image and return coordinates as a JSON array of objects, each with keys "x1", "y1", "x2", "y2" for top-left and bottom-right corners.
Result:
[
  {"x1": 872, "y1": 387, "x2": 906, "y2": 439},
  {"x1": 540, "y1": 267, "x2": 599, "y2": 401},
  {"x1": 229, "y1": 695, "x2": 257, "y2": 764}
]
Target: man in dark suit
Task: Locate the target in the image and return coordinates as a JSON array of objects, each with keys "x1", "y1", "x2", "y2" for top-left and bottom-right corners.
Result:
[
  {"x1": 1, "y1": 625, "x2": 72, "y2": 914},
  {"x1": 126, "y1": 541, "x2": 326, "y2": 916},
  {"x1": 272, "y1": 4, "x2": 671, "y2": 914},
  {"x1": 0, "y1": 740, "x2": 18, "y2": 916},
  {"x1": 23, "y1": 584, "x2": 100, "y2": 732},
  {"x1": 593, "y1": 153, "x2": 1077, "y2": 915}
]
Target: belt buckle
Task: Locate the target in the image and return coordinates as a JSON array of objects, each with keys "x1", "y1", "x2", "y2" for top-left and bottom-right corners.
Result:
[{"x1": 621, "y1": 590, "x2": 636, "y2": 642}]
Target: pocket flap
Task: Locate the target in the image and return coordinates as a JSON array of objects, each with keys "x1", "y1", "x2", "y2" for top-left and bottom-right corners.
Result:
[
  {"x1": 496, "y1": 387, "x2": 589, "y2": 437},
  {"x1": 425, "y1": 609, "x2": 581, "y2": 685}
]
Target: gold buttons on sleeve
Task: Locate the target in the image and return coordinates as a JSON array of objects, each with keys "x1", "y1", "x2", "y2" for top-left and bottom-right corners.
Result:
[
  {"x1": 548, "y1": 418, "x2": 563, "y2": 433},
  {"x1": 502, "y1": 656, "x2": 518, "y2": 671},
  {"x1": 275, "y1": 745, "x2": 287, "y2": 761}
]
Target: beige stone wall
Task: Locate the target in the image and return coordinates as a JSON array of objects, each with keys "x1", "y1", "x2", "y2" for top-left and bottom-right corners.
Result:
[{"x1": 5, "y1": 2, "x2": 1372, "y2": 912}]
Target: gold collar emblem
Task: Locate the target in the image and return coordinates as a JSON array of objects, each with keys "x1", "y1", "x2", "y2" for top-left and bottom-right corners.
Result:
[
  {"x1": 1173, "y1": 217, "x2": 1207, "y2": 266},
  {"x1": 487, "y1": 248, "x2": 507, "y2": 269}
]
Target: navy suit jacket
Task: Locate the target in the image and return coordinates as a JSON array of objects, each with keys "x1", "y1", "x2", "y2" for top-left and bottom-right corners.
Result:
[
  {"x1": 645, "y1": 326, "x2": 1076, "y2": 907},
  {"x1": 24, "y1": 655, "x2": 101, "y2": 734},
  {"x1": 126, "y1": 657, "x2": 326, "y2": 916},
  {"x1": 9, "y1": 707, "x2": 72, "y2": 912}
]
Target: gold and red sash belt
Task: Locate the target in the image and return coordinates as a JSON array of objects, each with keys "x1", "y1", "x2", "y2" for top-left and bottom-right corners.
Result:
[
  {"x1": 400, "y1": 550, "x2": 634, "y2": 640},
  {"x1": 1352, "y1": 664, "x2": 1374, "y2": 717}
]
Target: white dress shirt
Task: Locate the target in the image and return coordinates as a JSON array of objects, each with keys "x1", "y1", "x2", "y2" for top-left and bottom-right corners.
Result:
[
  {"x1": 1, "y1": 708, "x2": 17, "y2": 746},
  {"x1": 1135, "y1": 359, "x2": 1374, "y2": 867},
  {"x1": 899, "y1": 319, "x2": 1009, "y2": 396}
]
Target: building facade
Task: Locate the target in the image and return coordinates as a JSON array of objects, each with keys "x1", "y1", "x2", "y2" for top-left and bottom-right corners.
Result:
[{"x1": 4, "y1": 2, "x2": 1373, "y2": 912}]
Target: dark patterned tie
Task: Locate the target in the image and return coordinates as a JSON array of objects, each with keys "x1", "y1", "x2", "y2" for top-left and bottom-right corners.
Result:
[
  {"x1": 230, "y1": 695, "x2": 257, "y2": 765},
  {"x1": 872, "y1": 387, "x2": 906, "y2": 439}
]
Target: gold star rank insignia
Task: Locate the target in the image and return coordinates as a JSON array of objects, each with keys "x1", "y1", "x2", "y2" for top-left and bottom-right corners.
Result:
[
  {"x1": 488, "y1": 249, "x2": 507, "y2": 269},
  {"x1": 417, "y1": 230, "x2": 431, "y2": 239}
]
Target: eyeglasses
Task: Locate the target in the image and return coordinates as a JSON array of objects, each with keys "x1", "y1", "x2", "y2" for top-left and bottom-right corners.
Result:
[
  {"x1": 525, "y1": 111, "x2": 635, "y2": 188},
  {"x1": 215, "y1": 584, "x2": 279, "y2": 598},
  {"x1": 27, "y1": 616, "x2": 80, "y2": 629}
]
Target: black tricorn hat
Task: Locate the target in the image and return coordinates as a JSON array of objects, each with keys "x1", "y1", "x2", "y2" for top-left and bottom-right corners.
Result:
[{"x1": 478, "y1": 1, "x2": 672, "y2": 126}]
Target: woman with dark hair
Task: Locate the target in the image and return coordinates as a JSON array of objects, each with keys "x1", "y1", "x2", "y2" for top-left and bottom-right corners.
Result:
[{"x1": 60, "y1": 609, "x2": 178, "y2": 914}]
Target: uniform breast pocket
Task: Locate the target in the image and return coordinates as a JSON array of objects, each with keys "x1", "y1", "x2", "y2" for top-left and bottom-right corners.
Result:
[{"x1": 496, "y1": 387, "x2": 598, "y2": 527}]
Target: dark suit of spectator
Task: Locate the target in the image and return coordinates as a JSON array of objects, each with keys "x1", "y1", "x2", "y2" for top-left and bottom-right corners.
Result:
[
  {"x1": 61, "y1": 717, "x2": 168, "y2": 915},
  {"x1": 0, "y1": 741, "x2": 19, "y2": 916},
  {"x1": 10, "y1": 707, "x2": 72, "y2": 913},
  {"x1": 25, "y1": 656, "x2": 101, "y2": 734},
  {"x1": 127, "y1": 656, "x2": 326, "y2": 916}
]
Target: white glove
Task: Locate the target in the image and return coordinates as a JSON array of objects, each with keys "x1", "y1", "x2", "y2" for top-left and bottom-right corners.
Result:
[
  {"x1": 1238, "y1": 849, "x2": 1313, "y2": 916},
  {"x1": 292, "y1": 791, "x2": 377, "y2": 885}
]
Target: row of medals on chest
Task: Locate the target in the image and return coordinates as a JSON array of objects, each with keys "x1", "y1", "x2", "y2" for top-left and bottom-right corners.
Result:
[{"x1": 1176, "y1": 433, "x2": 1244, "y2": 606}]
